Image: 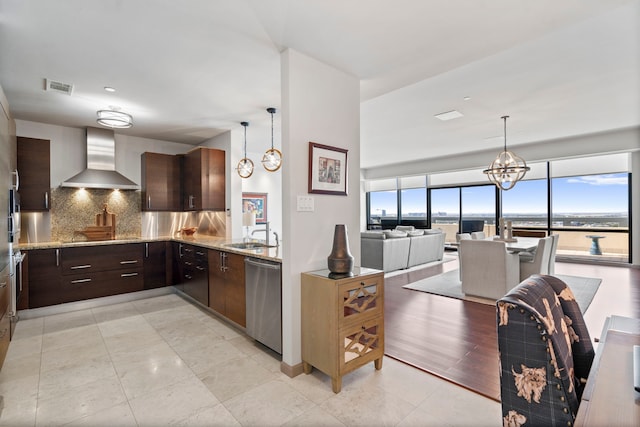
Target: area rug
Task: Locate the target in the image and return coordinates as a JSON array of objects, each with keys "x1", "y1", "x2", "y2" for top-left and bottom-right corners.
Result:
[
  {"x1": 402, "y1": 269, "x2": 601, "y2": 313},
  {"x1": 384, "y1": 255, "x2": 456, "y2": 278}
]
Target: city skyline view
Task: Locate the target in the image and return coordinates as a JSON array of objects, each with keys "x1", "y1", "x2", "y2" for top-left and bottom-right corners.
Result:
[{"x1": 370, "y1": 173, "x2": 629, "y2": 218}]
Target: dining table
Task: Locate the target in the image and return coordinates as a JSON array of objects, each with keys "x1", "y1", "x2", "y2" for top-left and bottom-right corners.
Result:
[{"x1": 488, "y1": 236, "x2": 541, "y2": 253}]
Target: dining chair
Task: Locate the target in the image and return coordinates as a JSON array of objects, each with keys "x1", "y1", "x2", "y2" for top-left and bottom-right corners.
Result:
[
  {"x1": 470, "y1": 231, "x2": 486, "y2": 240},
  {"x1": 459, "y1": 239, "x2": 520, "y2": 300},
  {"x1": 519, "y1": 236, "x2": 553, "y2": 281},
  {"x1": 456, "y1": 233, "x2": 472, "y2": 279},
  {"x1": 547, "y1": 233, "x2": 560, "y2": 274}
]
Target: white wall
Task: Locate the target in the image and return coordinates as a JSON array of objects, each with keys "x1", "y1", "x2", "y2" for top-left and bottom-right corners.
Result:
[
  {"x1": 15, "y1": 120, "x2": 193, "y2": 187},
  {"x1": 280, "y1": 49, "x2": 360, "y2": 368}
]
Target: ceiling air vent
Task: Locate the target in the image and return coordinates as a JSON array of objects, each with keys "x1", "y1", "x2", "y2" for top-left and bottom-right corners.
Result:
[{"x1": 45, "y1": 79, "x2": 74, "y2": 95}]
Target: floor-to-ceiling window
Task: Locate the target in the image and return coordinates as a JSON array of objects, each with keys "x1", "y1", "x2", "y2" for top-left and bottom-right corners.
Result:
[{"x1": 364, "y1": 153, "x2": 631, "y2": 263}]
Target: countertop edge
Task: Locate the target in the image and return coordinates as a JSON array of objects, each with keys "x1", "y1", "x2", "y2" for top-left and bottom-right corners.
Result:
[{"x1": 16, "y1": 236, "x2": 282, "y2": 263}]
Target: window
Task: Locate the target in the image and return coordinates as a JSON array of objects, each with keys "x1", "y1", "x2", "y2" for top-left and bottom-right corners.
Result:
[
  {"x1": 368, "y1": 190, "x2": 398, "y2": 228},
  {"x1": 430, "y1": 187, "x2": 460, "y2": 243},
  {"x1": 502, "y1": 179, "x2": 548, "y2": 229},
  {"x1": 461, "y1": 185, "x2": 496, "y2": 234}
]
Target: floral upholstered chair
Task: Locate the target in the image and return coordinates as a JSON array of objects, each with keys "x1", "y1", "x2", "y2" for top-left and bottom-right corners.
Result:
[{"x1": 496, "y1": 275, "x2": 594, "y2": 427}]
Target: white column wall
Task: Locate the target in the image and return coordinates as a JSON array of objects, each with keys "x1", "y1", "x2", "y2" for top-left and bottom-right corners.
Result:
[{"x1": 280, "y1": 49, "x2": 360, "y2": 368}]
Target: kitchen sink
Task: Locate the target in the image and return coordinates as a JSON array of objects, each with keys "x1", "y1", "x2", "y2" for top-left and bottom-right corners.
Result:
[{"x1": 224, "y1": 242, "x2": 276, "y2": 250}]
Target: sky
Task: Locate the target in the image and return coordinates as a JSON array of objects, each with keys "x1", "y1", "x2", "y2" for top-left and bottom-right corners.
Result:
[{"x1": 370, "y1": 173, "x2": 629, "y2": 217}]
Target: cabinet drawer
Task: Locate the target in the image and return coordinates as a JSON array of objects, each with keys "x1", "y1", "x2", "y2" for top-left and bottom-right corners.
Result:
[
  {"x1": 62, "y1": 244, "x2": 143, "y2": 275},
  {"x1": 338, "y1": 275, "x2": 383, "y2": 327},
  {"x1": 339, "y1": 318, "x2": 384, "y2": 374},
  {"x1": 61, "y1": 267, "x2": 144, "y2": 303},
  {"x1": 0, "y1": 311, "x2": 10, "y2": 368},
  {"x1": 0, "y1": 267, "x2": 9, "y2": 319}
]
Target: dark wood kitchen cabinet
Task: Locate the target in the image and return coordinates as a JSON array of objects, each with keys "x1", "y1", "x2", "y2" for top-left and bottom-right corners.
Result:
[
  {"x1": 26, "y1": 248, "x2": 62, "y2": 308},
  {"x1": 209, "y1": 250, "x2": 246, "y2": 327},
  {"x1": 174, "y1": 242, "x2": 208, "y2": 306},
  {"x1": 183, "y1": 147, "x2": 225, "y2": 211},
  {"x1": 141, "y1": 152, "x2": 181, "y2": 211},
  {"x1": 60, "y1": 244, "x2": 144, "y2": 303},
  {"x1": 0, "y1": 264, "x2": 11, "y2": 369},
  {"x1": 143, "y1": 241, "x2": 169, "y2": 289},
  {"x1": 17, "y1": 137, "x2": 51, "y2": 211},
  {"x1": 26, "y1": 243, "x2": 144, "y2": 308}
]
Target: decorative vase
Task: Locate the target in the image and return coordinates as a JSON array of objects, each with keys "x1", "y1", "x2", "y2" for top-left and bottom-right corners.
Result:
[{"x1": 327, "y1": 224, "x2": 354, "y2": 276}]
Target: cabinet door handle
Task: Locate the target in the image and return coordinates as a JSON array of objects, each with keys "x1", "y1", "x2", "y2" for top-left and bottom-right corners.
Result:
[
  {"x1": 147, "y1": 195, "x2": 151, "y2": 210},
  {"x1": 196, "y1": 266, "x2": 205, "y2": 271},
  {"x1": 184, "y1": 261, "x2": 193, "y2": 266},
  {"x1": 44, "y1": 191, "x2": 49, "y2": 209},
  {"x1": 71, "y1": 264, "x2": 92, "y2": 270},
  {"x1": 179, "y1": 243, "x2": 184, "y2": 258},
  {"x1": 121, "y1": 272, "x2": 138, "y2": 278},
  {"x1": 120, "y1": 260, "x2": 138, "y2": 265},
  {"x1": 195, "y1": 251, "x2": 205, "y2": 256},
  {"x1": 185, "y1": 274, "x2": 193, "y2": 280},
  {"x1": 71, "y1": 278, "x2": 92, "y2": 284},
  {"x1": 13, "y1": 169, "x2": 19, "y2": 190},
  {"x1": 56, "y1": 249, "x2": 60, "y2": 266},
  {"x1": 189, "y1": 195, "x2": 195, "y2": 209},
  {"x1": 145, "y1": 243, "x2": 149, "y2": 258}
]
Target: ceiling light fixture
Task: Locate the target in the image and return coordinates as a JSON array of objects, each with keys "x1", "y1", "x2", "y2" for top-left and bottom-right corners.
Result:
[
  {"x1": 104, "y1": 86, "x2": 116, "y2": 92},
  {"x1": 237, "y1": 121, "x2": 254, "y2": 178},
  {"x1": 483, "y1": 116, "x2": 530, "y2": 191},
  {"x1": 434, "y1": 110, "x2": 464, "y2": 121},
  {"x1": 96, "y1": 108, "x2": 133, "y2": 128},
  {"x1": 262, "y1": 107, "x2": 282, "y2": 172}
]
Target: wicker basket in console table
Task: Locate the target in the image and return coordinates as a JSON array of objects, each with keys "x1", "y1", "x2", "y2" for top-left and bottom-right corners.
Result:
[{"x1": 301, "y1": 267, "x2": 384, "y2": 393}]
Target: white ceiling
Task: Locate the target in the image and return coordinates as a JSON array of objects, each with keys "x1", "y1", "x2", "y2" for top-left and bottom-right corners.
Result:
[{"x1": 1, "y1": 0, "x2": 638, "y2": 170}]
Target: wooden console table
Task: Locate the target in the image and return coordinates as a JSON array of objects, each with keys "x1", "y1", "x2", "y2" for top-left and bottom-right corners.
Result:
[
  {"x1": 301, "y1": 267, "x2": 384, "y2": 393},
  {"x1": 575, "y1": 315, "x2": 640, "y2": 426}
]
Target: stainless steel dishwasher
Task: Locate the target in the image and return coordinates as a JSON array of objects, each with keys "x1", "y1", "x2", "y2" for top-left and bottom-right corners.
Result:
[{"x1": 245, "y1": 257, "x2": 282, "y2": 354}]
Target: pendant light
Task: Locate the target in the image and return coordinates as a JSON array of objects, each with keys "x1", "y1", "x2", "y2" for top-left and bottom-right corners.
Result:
[
  {"x1": 483, "y1": 116, "x2": 530, "y2": 191},
  {"x1": 261, "y1": 107, "x2": 282, "y2": 172},
  {"x1": 237, "y1": 121, "x2": 254, "y2": 178}
]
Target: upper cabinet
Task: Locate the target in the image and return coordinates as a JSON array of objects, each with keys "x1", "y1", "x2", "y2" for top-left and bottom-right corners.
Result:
[
  {"x1": 141, "y1": 147, "x2": 225, "y2": 212},
  {"x1": 141, "y1": 152, "x2": 181, "y2": 211},
  {"x1": 17, "y1": 137, "x2": 51, "y2": 211},
  {"x1": 183, "y1": 147, "x2": 225, "y2": 212}
]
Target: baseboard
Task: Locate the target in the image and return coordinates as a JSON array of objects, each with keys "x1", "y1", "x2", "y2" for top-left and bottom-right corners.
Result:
[{"x1": 281, "y1": 360, "x2": 305, "y2": 378}]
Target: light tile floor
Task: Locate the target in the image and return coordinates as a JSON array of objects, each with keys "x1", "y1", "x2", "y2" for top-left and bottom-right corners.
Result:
[{"x1": 0, "y1": 293, "x2": 501, "y2": 426}]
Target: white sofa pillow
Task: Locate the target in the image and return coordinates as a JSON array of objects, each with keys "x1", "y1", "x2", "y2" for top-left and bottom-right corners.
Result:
[
  {"x1": 383, "y1": 230, "x2": 408, "y2": 239},
  {"x1": 407, "y1": 230, "x2": 424, "y2": 236}
]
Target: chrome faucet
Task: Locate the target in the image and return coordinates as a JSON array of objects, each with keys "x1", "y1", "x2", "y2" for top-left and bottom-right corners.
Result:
[{"x1": 251, "y1": 222, "x2": 279, "y2": 246}]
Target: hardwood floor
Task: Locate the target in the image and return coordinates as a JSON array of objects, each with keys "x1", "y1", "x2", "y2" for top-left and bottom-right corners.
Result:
[{"x1": 383, "y1": 254, "x2": 640, "y2": 401}]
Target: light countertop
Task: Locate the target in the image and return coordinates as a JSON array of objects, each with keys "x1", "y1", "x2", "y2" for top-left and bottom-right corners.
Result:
[{"x1": 17, "y1": 235, "x2": 282, "y2": 263}]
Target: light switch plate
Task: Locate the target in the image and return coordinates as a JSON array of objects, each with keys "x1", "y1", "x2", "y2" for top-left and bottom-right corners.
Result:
[{"x1": 297, "y1": 195, "x2": 314, "y2": 212}]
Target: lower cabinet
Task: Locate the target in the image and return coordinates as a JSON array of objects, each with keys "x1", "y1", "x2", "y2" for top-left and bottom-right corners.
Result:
[
  {"x1": 26, "y1": 248, "x2": 62, "y2": 308},
  {"x1": 0, "y1": 265, "x2": 11, "y2": 369},
  {"x1": 26, "y1": 243, "x2": 145, "y2": 308},
  {"x1": 174, "y1": 242, "x2": 208, "y2": 306},
  {"x1": 144, "y1": 241, "x2": 169, "y2": 289},
  {"x1": 209, "y1": 250, "x2": 246, "y2": 327}
]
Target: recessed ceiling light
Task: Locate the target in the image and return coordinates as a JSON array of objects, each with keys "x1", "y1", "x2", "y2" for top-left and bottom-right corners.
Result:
[
  {"x1": 104, "y1": 86, "x2": 116, "y2": 92},
  {"x1": 463, "y1": 96, "x2": 471, "y2": 101},
  {"x1": 434, "y1": 110, "x2": 464, "y2": 121}
]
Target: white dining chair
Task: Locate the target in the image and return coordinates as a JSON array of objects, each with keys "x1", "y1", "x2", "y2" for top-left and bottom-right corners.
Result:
[
  {"x1": 470, "y1": 231, "x2": 486, "y2": 240},
  {"x1": 519, "y1": 235, "x2": 553, "y2": 281},
  {"x1": 548, "y1": 233, "x2": 560, "y2": 274},
  {"x1": 459, "y1": 239, "x2": 520, "y2": 300}
]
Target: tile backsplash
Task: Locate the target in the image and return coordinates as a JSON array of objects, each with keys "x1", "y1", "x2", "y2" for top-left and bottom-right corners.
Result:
[
  {"x1": 20, "y1": 188, "x2": 227, "y2": 243},
  {"x1": 51, "y1": 187, "x2": 141, "y2": 241}
]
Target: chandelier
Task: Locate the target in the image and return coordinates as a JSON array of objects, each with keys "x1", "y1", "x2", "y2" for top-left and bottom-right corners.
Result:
[
  {"x1": 483, "y1": 116, "x2": 529, "y2": 191},
  {"x1": 236, "y1": 121, "x2": 254, "y2": 178},
  {"x1": 261, "y1": 107, "x2": 282, "y2": 172},
  {"x1": 96, "y1": 108, "x2": 133, "y2": 128}
]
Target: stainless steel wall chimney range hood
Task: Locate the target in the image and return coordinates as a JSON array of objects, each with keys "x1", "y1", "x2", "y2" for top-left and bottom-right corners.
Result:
[{"x1": 60, "y1": 127, "x2": 139, "y2": 190}]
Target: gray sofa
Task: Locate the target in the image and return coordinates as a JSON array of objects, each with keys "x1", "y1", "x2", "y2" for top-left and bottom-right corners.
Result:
[{"x1": 361, "y1": 227, "x2": 445, "y2": 273}]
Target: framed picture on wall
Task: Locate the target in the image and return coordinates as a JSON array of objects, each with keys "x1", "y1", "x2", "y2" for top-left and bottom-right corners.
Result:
[
  {"x1": 242, "y1": 192, "x2": 267, "y2": 224},
  {"x1": 308, "y1": 142, "x2": 348, "y2": 196}
]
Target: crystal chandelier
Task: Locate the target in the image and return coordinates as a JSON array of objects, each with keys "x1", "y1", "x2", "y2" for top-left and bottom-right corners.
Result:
[{"x1": 483, "y1": 116, "x2": 529, "y2": 191}]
